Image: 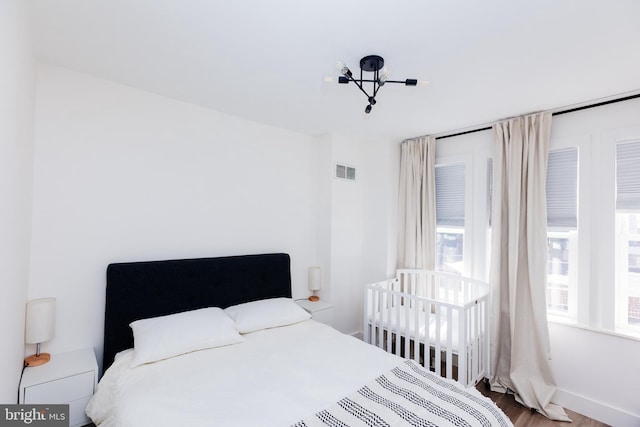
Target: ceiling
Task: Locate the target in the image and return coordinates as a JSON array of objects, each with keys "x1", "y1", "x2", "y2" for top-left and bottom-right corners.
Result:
[{"x1": 31, "y1": 0, "x2": 640, "y2": 140}]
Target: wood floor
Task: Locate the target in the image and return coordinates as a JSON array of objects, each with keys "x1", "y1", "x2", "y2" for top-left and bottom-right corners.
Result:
[{"x1": 476, "y1": 382, "x2": 610, "y2": 427}]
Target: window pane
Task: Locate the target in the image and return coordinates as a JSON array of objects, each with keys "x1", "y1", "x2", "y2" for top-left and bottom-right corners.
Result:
[
  {"x1": 547, "y1": 148, "x2": 578, "y2": 228},
  {"x1": 616, "y1": 141, "x2": 640, "y2": 210},
  {"x1": 615, "y1": 140, "x2": 640, "y2": 331},
  {"x1": 435, "y1": 163, "x2": 465, "y2": 227},
  {"x1": 619, "y1": 213, "x2": 640, "y2": 327},
  {"x1": 547, "y1": 235, "x2": 570, "y2": 313},
  {"x1": 436, "y1": 229, "x2": 463, "y2": 275}
]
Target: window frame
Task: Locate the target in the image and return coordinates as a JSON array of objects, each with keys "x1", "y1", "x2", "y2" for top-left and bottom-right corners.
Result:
[{"x1": 614, "y1": 138, "x2": 640, "y2": 335}]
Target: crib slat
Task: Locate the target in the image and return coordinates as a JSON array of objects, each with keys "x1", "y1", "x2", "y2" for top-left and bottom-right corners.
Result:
[
  {"x1": 434, "y1": 304, "x2": 441, "y2": 377},
  {"x1": 413, "y1": 290, "x2": 420, "y2": 364},
  {"x1": 445, "y1": 307, "x2": 453, "y2": 380},
  {"x1": 425, "y1": 301, "x2": 432, "y2": 371},
  {"x1": 376, "y1": 289, "x2": 384, "y2": 348},
  {"x1": 364, "y1": 287, "x2": 370, "y2": 344},
  {"x1": 393, "y1": 294, "x2": 400, "y2": 356},
  {"x1": 472, "y1": 303, "x2": 477, "y2": 381},
  {"x1": 404, "y1": 283, "x2": 411, "y2": 359},
  {"x1": 458, "y1": 305, "x2": 467, "y2": 386}
]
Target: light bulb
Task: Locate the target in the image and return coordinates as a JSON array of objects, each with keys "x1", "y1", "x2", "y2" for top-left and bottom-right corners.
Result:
[
  {"x1": 378, "y1": 67, "x2": 390, "y2": 86},
  {"x1": 337, "y1": 61, "x2": 352, "y2": 78}
]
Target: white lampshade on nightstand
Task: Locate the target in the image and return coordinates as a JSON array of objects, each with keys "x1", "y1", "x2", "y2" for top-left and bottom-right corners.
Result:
[
  {"x1": 308, "y1": 266, "x2": 321, "y2": 302},
  {"x1": 24, "y1": 298, "x2": 56, "y2": 367}
]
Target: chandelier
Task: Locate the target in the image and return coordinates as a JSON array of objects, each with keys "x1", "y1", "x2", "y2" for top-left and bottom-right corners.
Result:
[{"x1": 338, "y1": 55, "x2": 417, "y2": 114}]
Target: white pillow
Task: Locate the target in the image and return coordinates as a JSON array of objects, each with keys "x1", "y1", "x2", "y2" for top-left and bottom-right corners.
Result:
[
  {"x1": 130, "y1": 307, "x2": 244, "y2": 367},
  {"x1": 224, "y1": 297, "x2": 311, "y2": 333}
]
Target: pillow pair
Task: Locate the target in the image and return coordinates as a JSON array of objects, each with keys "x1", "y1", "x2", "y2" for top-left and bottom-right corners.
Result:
[
  {"x1": 130, "y1": 298, "x2": 311, "y2": 367},
  {"x1": 129, "y1": 307, "x2": 242, "y2": 367}
]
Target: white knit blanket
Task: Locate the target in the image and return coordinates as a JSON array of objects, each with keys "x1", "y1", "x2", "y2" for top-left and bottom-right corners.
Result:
[{"x1": 293, "y1": 360, "x2": 513, "y2": 427}]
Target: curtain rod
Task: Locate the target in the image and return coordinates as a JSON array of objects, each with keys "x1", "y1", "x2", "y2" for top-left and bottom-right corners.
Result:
[{"x1": 435, "y1": 91, "x2": 640, "y2": 141}]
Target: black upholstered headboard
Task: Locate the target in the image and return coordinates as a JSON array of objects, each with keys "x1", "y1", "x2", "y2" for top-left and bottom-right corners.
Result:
[{"x1": 103, "y1": 253, "x2": 292, "y2": 371}]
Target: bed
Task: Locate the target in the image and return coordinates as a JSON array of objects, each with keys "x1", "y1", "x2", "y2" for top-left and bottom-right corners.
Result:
[
  {"x1": 365, "y1": 269, "x2": 490, "y2": 387},
  {"x1": 87, "y1": 253, "x2": 511, "y2": 427}
]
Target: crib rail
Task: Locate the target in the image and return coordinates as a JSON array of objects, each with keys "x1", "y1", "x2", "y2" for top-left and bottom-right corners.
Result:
[{"x1": 364, "y1": 269, "x2": 489, "y2": 387}]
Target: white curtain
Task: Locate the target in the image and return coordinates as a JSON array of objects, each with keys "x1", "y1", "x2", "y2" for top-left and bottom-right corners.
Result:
[
  {"x1": 397, "y1": 136, "x2": 436, "y2": 270},
  {"x1": 489, "y1": 112, "x2": 569, "y2": 421}
]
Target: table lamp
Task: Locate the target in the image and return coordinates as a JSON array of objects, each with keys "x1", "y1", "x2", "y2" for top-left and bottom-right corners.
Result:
[
  {"x1": 308, "y1": 266, "x2": 321, "y2": 302},
  {"x1": 24, "y1": 298, "x2": 56, "y2": 367}
]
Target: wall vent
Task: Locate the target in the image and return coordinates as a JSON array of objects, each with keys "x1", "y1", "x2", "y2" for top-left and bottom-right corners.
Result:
[{"x1": 335, "y1": 164, "x2": 356, "y2": 181}]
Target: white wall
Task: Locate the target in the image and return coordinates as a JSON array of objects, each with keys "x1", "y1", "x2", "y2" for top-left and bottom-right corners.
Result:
[
  {"x1": 310, "y1": 133, "x2": 399, "y2": 335},
  {"x1": 328, "y1": 134, "x2": 365, "y2": 334},
  {"x1": 550, "y1": 323, "x2": 640, "y2": 426},
  {"x1": 0, "y1": 0, "x2": 35, "y2": 403},
  {"x1": 427, "y1": 99, "x2": 640, "y2": 426},
  {"x1": 361, "y1": 137, "x2": 401, "y2": 284},
  {"x1": 29, "y1": 65, "x2": 319, "y2": 371}
]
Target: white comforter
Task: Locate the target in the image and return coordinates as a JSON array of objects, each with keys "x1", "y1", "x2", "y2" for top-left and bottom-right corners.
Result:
[
  {"x1": 87, "y1": 320, "x2": 503, "y2": 426},
  {"x1": 88, "y1": 320, "x2": 402, "y2": 426}
]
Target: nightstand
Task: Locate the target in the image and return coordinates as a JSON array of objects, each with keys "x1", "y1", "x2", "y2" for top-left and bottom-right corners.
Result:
[
  {"x1": 297, "y1": 299, "x2": 334, "y2": 326},
  {"x1": 19, "y1": 348, "x2": 98, "y2": 427}
]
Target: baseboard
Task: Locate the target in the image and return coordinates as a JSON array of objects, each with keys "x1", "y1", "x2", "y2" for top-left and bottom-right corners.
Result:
[{"x1": 553, "y1": 388, "x2": 640, "y2": 427}]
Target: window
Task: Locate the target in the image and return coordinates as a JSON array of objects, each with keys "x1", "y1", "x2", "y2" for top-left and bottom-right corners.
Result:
[
  {"x1": 615, "y1": 141, "x2": 640, "y2": 331},
  {"x1": 486, "y1": 149, "x2": 579, "y2": 316},
  {"x1": 545, "y1": 148, "x2": 578, "y2": 317},
  {"x1": 435, "y1": 162, "x2": 465, "y2": 274}
]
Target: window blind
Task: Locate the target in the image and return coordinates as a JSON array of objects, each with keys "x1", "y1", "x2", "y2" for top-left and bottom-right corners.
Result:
[
  {"x1": 546, "y1": 148, "x2": 578, "y2": 228},
  {"x1": 616, "y1": 140, "x2": 640, "y2": 211},
  {"x1": 487, "y1": 148, "x2": 577, "y2": 228},
  {"x1": 435, "y1": 162, "x2": 465, "y2": 227}
]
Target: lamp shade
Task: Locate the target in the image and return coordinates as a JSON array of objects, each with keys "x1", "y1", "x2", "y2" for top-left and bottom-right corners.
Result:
[
  {"x1": 308, "y1": 266, "x2": 321, "y2": 291},
  {"x1": 25, "y1": 298, "x2": 56, "y2": 344}
]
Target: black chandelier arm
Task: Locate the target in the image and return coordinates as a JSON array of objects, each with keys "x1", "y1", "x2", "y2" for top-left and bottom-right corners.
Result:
[
  {"x1": 343, "y1": 78, "x2": 413, "y2": 85},
  {"x1": 372, "y1": 69, "x2": 381, "y2": 99},
  {"x1": 372, "y1": 80, "x2": 382, "y2": 99},
  {"x1": 344, "y1": 74, "x2": 375, "y2": 100}
]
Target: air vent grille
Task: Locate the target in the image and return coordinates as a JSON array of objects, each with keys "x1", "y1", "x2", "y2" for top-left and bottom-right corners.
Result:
[{"x1": 336, "y1": 164, "x2": 356, "y2": 181}]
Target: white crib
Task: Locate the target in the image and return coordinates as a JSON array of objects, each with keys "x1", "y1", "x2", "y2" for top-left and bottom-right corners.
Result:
[{"x1": 364, "y1": 269, "x2": 490, "y2": 387}]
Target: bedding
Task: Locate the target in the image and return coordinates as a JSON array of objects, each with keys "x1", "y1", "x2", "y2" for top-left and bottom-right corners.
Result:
[
  {"x1": 295, "y1": 359, "x2": 511, "y2": 427},
  {"x1": 87, "y1": 320, "x2": 511, "y2": 427},
  {"x1": 129, "y1": 307, "x2": 244, "y2": 367},
  {"x1": 224, "y1": 297, "x2": 311, "y2": 333}
]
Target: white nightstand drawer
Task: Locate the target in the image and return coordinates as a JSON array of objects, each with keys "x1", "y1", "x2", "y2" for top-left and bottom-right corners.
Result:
[
  {"x1": 69, "y1": 395, "x2": 92, "y2": 427},
  {"x1": 24, "y1": 371, "x2": 94, "y2": 404}
]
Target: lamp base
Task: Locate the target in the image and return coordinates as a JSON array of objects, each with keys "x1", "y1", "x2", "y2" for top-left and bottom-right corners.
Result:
[
  {"x1": 24, "y1": 353, "x2": 50, "y2": 367},
  {"x1": 308, "y1": 295, "x2": 320, "y2": 302}
]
